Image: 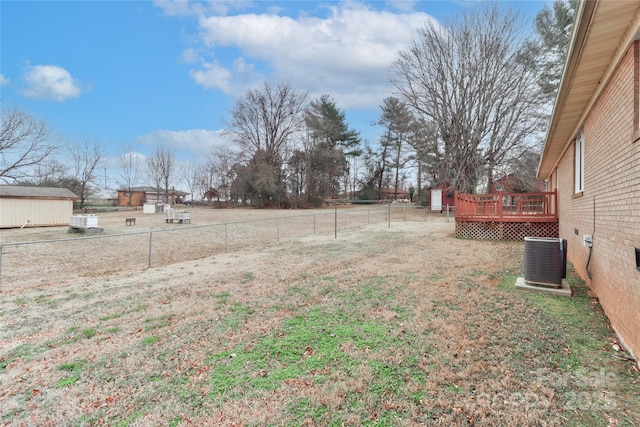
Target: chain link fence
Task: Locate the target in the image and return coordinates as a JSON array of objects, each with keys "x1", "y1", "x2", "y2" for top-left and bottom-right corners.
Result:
[{"x1": 0, "y1": 204, "x2": 453, "y2": 290}]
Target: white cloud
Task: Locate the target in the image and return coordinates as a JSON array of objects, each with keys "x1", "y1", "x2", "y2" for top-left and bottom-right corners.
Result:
[
  {"x1": 0, "y1": 74, "x2": 9, "y2": 85},
  {"x1": 21, "y1": 65, "x2": 86, "y2": 102},
  {"x1": 188, "y1": 2, "x2": 436, "y2": 109},
  {"x1": 188, "y1": 61, "x2": 233, "y2": 93},
  {"x1": 137, "y1": 128, "x2": 231, "y2": 157}
]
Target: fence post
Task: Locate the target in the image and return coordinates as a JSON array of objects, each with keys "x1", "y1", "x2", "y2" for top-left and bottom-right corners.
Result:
[
  {"x1": 148, "y1": 231, "x2": 153, "y2": 268},
  {"x1": 388, "y1": 202, "x2": 391, "y2": 228},
  {"x1": 403, "y1": 203, "x2": 407, "y2": 222}
]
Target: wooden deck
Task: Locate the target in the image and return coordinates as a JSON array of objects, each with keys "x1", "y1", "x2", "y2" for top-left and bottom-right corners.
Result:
[
  {"x1": 456, "y1": 191, "x2": 558, "y2": 222},
  {"x1": 455, "y1": 191, "x2": 558, "y2": 240}
]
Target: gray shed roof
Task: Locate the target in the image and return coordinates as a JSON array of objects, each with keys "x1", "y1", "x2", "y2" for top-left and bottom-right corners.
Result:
[{"x1": 0, "y1": 185, "x2": 78, "y2": 199}]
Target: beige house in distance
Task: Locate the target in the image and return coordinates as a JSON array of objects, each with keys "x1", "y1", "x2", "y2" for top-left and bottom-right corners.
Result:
[
  {"x1": 0, "y1": 185, "x2": 78, "y2": 228},
  {"x1": 538, "y1": 0, "x2": 640, "y2": 362}
]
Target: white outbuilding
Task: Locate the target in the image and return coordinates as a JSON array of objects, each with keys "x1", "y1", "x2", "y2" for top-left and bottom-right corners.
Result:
[{"x1": 0, "y1": 185, "x2": 78, "y2": 228}]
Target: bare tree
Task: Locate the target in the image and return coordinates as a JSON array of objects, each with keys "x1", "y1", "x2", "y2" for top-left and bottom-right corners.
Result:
[
  {"x1": 32, "y1": 159, "x2": 68, "y2": 186},
  {"x1": 180, "y1": 161, "x2": 199, "y2": 204},
  {"x1": 226, "y1": 82, "x2": 308, "y2": 161},
  {"x1": 0, "y1": 106, "x2": 58, "y2": 183},
  {"x1": 146, "y1": 147, "x2": 176, "y2": 204},
  {"x1": 208, "y1": 144, "x2": 237, "y2": 202},
  {"x1": 118, "y1": 144, "x2": 141, "y2": 206},
  {"x1": 225, "y1": 82, "x2": 307, "y2": 207},
  {"x1": 69, "y1": 138, "x2": 104, "y2": 208},
  {"x1": 391, "y1": 5, "x2": 546, "y2": 193}
]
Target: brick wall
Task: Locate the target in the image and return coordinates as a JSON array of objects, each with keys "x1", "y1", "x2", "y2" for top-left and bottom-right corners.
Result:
[
  {"x1": 555, "y1": 43, "x2": 640, "y2": 359},
  {"x1": 117, "y1": 191, "x2": 146, "y2": 207}
]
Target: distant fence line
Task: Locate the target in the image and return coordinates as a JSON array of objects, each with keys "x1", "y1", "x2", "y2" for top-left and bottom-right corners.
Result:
[{"x1": 0, "y1": 204, "x2": 454, "y2": 289}]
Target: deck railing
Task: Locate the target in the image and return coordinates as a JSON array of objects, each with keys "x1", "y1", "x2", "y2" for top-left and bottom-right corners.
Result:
[{"x1": 455, "y1": 191, "x2": 558, "y2": 222}]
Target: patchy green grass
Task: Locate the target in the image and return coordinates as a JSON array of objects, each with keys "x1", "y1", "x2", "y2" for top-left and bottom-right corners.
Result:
[
  {"x1": 497, "y1": 265, "x2": 640, "y2": 427},
  {"x1": 1, "y1": 222, "x2": 638, "y2": 427},
  {"x1": 140, "y1": 336, "x2": 160, "y2": 347},
  {"x1": 0, "y1": 344, "x2": 34, "y2": 372}
]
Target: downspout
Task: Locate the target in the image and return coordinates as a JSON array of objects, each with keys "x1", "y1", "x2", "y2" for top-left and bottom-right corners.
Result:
[{"x1": 586, "y1": 195, "x2": 595, "y2": 279}]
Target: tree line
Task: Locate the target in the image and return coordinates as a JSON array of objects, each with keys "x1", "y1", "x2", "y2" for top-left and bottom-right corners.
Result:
[{"x1": 0, "y1": 1, "x2": 575, "y2": 208}]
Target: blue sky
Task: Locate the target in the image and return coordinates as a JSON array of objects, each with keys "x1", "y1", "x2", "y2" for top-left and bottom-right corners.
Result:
[{"x1": 1, "y1": 0, "x2": 548, "y2": 189}]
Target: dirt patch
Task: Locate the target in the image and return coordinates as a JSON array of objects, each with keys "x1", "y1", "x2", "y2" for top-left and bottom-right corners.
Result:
[{"x1": 1, "y1": 207, "x2": 638, "y2": 426}]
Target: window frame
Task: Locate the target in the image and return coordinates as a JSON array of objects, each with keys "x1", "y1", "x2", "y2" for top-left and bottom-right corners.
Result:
[{"x1": 574, "y1": 130, "x2": 585, "y2": 194}]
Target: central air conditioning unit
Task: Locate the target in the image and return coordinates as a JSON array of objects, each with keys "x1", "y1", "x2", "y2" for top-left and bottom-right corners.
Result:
[{"x1": 523, "y1": 237, "x2": 567, "y2": 288}]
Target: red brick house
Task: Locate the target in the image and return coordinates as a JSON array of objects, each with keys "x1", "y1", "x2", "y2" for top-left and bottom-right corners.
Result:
[
  {"x1": 538, "y1": 0, "x2": 640, "y2": 362},
  {"x1": 116, "y1": 186, "x2": 189, "y2": 207}
]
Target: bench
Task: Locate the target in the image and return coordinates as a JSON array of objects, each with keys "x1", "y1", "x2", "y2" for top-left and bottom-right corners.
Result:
[{"x1": 125, "y1": 217, "x2": 136, "y2": 226}]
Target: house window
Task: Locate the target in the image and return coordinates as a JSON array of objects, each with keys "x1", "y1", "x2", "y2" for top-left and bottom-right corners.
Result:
[{"x1": 575, "y1": 130, "x2": 584, "y2": 194}]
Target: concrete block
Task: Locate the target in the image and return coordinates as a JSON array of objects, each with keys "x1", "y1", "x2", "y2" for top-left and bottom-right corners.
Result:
[{"x1": 515, "y1": 277, "x2": 572, "y2": 297}]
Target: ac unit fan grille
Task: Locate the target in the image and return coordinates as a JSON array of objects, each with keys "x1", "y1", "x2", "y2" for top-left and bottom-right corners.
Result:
[{"x1": 523, "y1": 237, "x2": 566, "y2": 288}]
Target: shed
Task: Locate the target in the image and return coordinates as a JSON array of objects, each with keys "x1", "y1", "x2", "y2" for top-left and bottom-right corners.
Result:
[
  {"x1": 428, "y1": 183, "x2": 455, "y2": 212},
  {"x1": 0, "y1": 185, "x2": 78, "y2": 228}
]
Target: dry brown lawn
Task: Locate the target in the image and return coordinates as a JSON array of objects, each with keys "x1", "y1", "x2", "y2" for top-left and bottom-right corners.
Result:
[{"x1": 0, "y1": 206, "x2": 638, "y2": 426}]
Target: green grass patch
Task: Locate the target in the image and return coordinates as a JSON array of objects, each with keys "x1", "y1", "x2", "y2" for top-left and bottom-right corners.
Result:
[
  {"x1": 207, "y1": 305, "x2": 409, "y2": 405},
  {"x1": 56, "y1": 360, "x2": 87, "y2": 389},
  {"x1": 56, "y1": 375, "x2": 79, "y2": 388},
  {"x1": 212, "y1": 291, "x2": 230, "y2": 304},
  {"x1": 82, "y1": 328, "x2": 96, "y2": 339},
  {"x1": 141, "y1": 336, "x2": 160, "y2": 346},
  {"x1": 285, "y1": 398, "x2": 330, "y2": 426},
  {"x1": 58, "y1": 360, "x2": 87, "y2": 372},
  {"x1": 99, "y1": 312, "x2": 123, "y2": 321}
]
